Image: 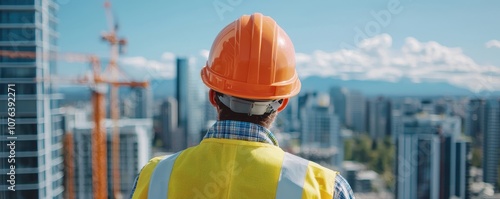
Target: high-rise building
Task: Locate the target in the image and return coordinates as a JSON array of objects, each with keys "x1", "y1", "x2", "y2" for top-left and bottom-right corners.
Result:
[
  {"x1": 276, "y1": 96, "x2": 300, "y2": 132},
  {"x1": 346, "y1": 90, "x2": 366, "y2": 133},
  {"x1": 176, "y1": 58, "x2": 188, "y2": 149},
  {"x1": 329, "y1": 87, "x2": 348, "y2": 126},
  {"x1": 464, "y1": 99, "x2": 487, "y2": 148},
  {"x1": 454, "y1": 140, "x2": 471, "y2": 199},
  {"x1": 130, "y1": 87, "x2": 152, "y2": 119},
  {"x1": 395, "y1": 113, "x2": 467, "y2": 199},
  {"x1": 367, "y1": 97, "x2": 392, "y2": 140},
  {"x1": 299, "y1": 92, "x2": 342, "y2": 169},
  {"x1": 119, "y1": 87, "x2": 152, "y2": 119},
  {"x1": 0, "y1": 1, "x2": 64, "y2": 198},
  {"x1": 62, "y1": 108, "x2": 153, "y2": 198},
  {"x1": 483, "y1": 99, "x2": 500, "y2": 191},
  {"x1": 397, "y1": 133, "x2": 441, "y2": 199},
  {"x1": 176, "y1": 57, "x2": 204, "y2": 148},
  {"x1": 391, "y1": 98, "x2": 422, "y2": 141},
  {"x1": 160, "y1": 97, "x2": 183, "y2": 152}
]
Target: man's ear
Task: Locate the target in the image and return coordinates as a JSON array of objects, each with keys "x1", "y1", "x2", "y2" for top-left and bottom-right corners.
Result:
[
  {"x1": 277, "y1": 98, "x2": 289, "y2": 112},
  {"x1": 209, "y1": 89, "x2": 217, "y2": 107}
]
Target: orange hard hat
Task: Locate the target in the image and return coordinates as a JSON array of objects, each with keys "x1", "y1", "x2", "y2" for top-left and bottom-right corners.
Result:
[{"x1": 201, "y1": 13, "x2": 301, "y2": 100}]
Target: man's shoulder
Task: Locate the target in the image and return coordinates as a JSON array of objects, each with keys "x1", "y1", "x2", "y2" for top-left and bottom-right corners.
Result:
[
  {"x1": 285, "y1": 152, "x2": 339, "y2": 174},
  {"x1": 143, "y1": 153, "x2": 181, "y2": 171}
]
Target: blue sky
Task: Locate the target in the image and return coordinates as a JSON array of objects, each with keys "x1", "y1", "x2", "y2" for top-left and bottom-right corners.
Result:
[{"x1": 57, "y1": 0, "x2": 500, "y2": 92}]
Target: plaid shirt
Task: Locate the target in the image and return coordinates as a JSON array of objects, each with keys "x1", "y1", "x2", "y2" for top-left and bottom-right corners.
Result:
[{"x1": 204, "y1": 120, "x2": 355, "y2": 199}]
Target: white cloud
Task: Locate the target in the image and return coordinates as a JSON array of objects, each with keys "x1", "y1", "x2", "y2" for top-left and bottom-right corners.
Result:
[
  {"x1": 120, "y1": 53, "x2": 176, "y2": 79},
  {"x1": 161, "y1": 52, "x2": 175, "y2": 61},
  {"x1": 296, "y1": 34, "x2": 500, "y2": 92},
  {"x1": 200, "y1": 49, "x2": 210, "y2": 60},
  {"x1": 485, "y1": 40, "x2": 500, "y2": 48}
]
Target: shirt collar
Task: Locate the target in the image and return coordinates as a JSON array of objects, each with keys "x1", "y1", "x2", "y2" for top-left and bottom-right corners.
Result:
[{"x1": 203, "y1": 120, "x2": 279, "y2": 146}]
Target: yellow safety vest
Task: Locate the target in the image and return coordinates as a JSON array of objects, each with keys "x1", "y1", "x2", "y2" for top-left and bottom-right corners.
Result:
[{"x1": 132, "y1": 138, "x2": 338, "y2": 199}]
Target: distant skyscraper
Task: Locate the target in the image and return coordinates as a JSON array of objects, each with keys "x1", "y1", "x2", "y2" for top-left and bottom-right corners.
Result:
[
  {"x1": 160, "y1": 97, "x2": 183, "y2": 151},
  {"x1": 299, "y1": 93, "x2": 342, "y2": 168},
  {"x1": 329, "y1": 87, "x2": 348, "y2": 126},
  {"x1": 454, "y1": 140, "x2": 471, "y2": 199},
  {"x1": 346, "y1": 90, "x2": 366, "y2": 133},
  {"x1": 131, "y1": 87, "x2": 152, "y2": 118},
  {"x1": 464, "y1": 99, "x2": 486, "y2": 148},
  {"x1": 119, "y1": 87, "x2": 152, "y2": 119},
  {"x1": 62, "y1": 108, "x2": 152, "y2": 199},
  {"x1": 367, "y1": 97, "x2": 392, "y2": 140},
  {"x1": 276, "y1": 96, "x2": 300, "y2": 132},
  {"x1": 0, "y1": 1, "x2": 64, "y2": 198},
  {"x1": 176, "y1": 58, "x2": 188, "y2": 149},
  {"x1": 176, "y1": 57, "x2": 204, "y2": 148},
  {"x1": 483, "y1": 99, "x2": 500, "y2": 191},
  {"x1": 391, "y1": 98, "x2": 421, "y2": 141},
  {"x1": 396, "y1": 113, "x2": 467, "y2": 199},
  {"x1": 397, "y1": 133, "x2": 441, "y2": 199}
]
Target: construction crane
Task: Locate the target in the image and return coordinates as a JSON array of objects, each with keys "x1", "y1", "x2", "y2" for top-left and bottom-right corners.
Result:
[
  {"x1": 0, "y1": 2, "x2": 148, "y2": 198},
  {"x1": 63, "y1": 133, "x2": 75, "y2": 199},
  {"x1": 102, "y1": 1, "x2": 128, "y2": 198}
]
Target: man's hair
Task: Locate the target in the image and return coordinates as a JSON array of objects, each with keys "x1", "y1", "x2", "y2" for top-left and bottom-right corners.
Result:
[{"x1": 214, "y1": 91, "x2": 278, "y2": 128}]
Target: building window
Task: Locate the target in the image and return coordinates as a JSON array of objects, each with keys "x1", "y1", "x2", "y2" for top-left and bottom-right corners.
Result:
[
  {"x1": 17, "y1": 123, "x2": 38, "y2": 135},
  {"x1": 0, "y1": 0, "x2": 35, "y2": 5},
  {"x1": 0, "y1": 46, "x2": 36, "y2": 63},
  {"x1": 49, "y1": 34, "x2": 57, "y2": 46},
  {"x1": 4, "y1": 157, "x2": 38, "y2": 168},
  {"x1": 0, "y1": 28, "x2": 37, "y2": 42},
  {"x1": 0, "y1": 140, "x2": 37, "y2": 152},
  {"x1": 52, "y1": 148, "x2": 61, "y2": 160},
  {"x1": 0, "y1": 83, "x2": 37, "y2": 95},
  {"x1": 0, "y1": 190, "x2": 39, "y2": 199},
  {"x1": 49, "y1": 20, "x2": 57, "y2": 32},
  {"x1": 0, "y1": 11, "x2": 35, "y2": 24},
  {"x1": 49, "y1": 5, "x2": 57, "y2": 18},
  {"x1": 36, "y1": 11, "x2": 42, "y2": 23},
  {"x1": 0, "y1": 67, "x2": 37, "y2": 78},
  {"x1": 18, "y1": 173, "x2": 39, "y2": 184}
]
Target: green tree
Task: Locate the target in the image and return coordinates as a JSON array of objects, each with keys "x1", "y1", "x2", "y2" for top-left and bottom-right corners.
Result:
[
  {"x1": 344, "y1": 139, "x2": 353, "y2": 160},
  {"x1": 471, "y1": 148, "x2": 482, "y2": 167}
]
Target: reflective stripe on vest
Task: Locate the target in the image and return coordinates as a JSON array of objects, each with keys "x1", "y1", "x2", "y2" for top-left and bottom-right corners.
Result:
[
  {"x1": 275, "y1": 152, "x2": 309, "y2": 199},
  {"x1": 147, "y1": 152, "x2": 180, "y2": 199},
  {"x1": 147, "y1": 152, "x2": 309, "y2": 199}
]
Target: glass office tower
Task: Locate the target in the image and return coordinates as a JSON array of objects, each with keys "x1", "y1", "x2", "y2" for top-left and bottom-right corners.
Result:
[{"x1": 0, "y1": 0, "x2": 64, "y2": 198}]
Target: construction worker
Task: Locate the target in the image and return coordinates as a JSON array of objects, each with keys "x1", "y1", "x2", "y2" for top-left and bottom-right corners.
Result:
[{"x1": 130, "y1": 13, "x2": 354, "y2": 199}]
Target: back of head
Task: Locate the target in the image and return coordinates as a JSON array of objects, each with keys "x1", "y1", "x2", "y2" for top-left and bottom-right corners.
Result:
[{"x1": 201, "y1": 13, "x2": 301, "y2": 126}]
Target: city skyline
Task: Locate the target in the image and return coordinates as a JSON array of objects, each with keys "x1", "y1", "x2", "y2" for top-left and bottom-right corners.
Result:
[{"x1": 55, "y1": 1, "x2": 500, "y2": 94}]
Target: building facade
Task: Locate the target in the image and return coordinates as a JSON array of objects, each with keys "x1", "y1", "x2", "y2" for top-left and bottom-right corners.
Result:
[
  {"x1": 395, "y1": 113, "x2": 469, "y2": 199},
  {"x1": 483, "y1": 99, "x2": 500, "y2": 191},
  {"x1": 0, "y1": 0, "x2": 64, "y2": 198},
  {"x1": 367, "y1": 97, "x2": 391, "y2": 140},
  {"x1": 346, "y1": 90, "x2": 366, "y2": 133},
  {"x1": 299, "y1": 92, "x2": 342, "y2": 169},
  {"x1": 176, "y1": 57, "x2": 204, "y2": 148},
  {"x1": 160, "y1": 97, "x2": 184, "y2": 152},
  {"x1": 62, "y1": 108, "x2": 153, "y2": 198},
  {"x1": 464, "y1": 99, "x2": 487, "y2": 149},
  {"x1": 329, "y1": 87, "x2": 348, "y2": 126}
]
